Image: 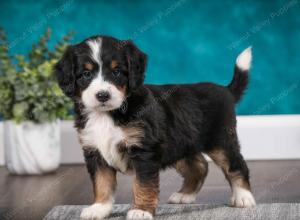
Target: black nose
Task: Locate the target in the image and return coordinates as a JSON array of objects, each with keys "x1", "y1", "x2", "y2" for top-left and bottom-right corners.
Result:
[{"x1": 96, "y1": 91, "x2": 110, "y2": 103}]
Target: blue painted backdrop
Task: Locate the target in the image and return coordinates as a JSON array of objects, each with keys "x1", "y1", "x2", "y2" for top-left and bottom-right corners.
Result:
[{"x1": 0, "y1": 0, "x2": 299, "y2": 115}]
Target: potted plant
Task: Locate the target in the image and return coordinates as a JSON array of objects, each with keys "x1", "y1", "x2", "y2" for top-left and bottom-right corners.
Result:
[{"x1": 0, "y1": 28, "x2": 73, "y2": 174}]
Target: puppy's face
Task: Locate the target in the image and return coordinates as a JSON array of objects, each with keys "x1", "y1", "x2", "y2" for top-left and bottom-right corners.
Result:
[{"x1": 55, "y1": 36, "x2": 147, "y2": 112}]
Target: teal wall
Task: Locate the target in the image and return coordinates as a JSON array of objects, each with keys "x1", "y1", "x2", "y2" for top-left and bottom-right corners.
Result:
[{"x1": 0, "y1": 0, "x2": 299, "y2": 115}]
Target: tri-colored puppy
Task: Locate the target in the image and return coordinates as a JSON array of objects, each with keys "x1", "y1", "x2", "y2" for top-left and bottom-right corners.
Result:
[{"x1": 55, "y1": 35, "x2": 256, "y2": 220}]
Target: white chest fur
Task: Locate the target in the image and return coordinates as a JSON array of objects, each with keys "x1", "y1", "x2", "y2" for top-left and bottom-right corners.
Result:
[{"x1": 79, "y1": 112, "x2": 128, "y2": 172}]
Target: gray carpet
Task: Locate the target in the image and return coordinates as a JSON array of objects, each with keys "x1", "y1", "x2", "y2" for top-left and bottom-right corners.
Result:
[{"x1": 43, "y1": 203, "x2": 300, "y2": 220}]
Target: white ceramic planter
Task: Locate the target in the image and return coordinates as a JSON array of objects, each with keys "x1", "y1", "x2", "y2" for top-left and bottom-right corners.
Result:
[{"x1": 4, "y1": 120, "x2": 61, "y2": 174}]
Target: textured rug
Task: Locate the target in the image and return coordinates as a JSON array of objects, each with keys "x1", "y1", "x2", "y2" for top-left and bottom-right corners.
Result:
[{"x1": 43, "y1": 203, "x2": 300, "y2": 220}]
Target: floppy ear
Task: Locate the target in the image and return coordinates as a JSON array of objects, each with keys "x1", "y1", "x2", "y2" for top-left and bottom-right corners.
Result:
[
  {"x1": 54, "y1": 46, "x2": 76, "y2": 98},
  {"x1": 124, "y1": 41, "x2": 147, "y2": 92}
]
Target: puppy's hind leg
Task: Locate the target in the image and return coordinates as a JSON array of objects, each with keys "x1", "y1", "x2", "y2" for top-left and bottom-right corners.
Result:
[
  {"x1": 168, "y1": 153, "x2": 208, "y2": 204},
  {"x1": 206, "y1": 134, "x2": 256, "y2": 208}
]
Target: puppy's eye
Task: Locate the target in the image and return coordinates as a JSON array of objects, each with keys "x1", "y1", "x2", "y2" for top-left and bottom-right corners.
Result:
[
  {"x1": 112, "y1": 69, "x2": 121, "y2": 77},
  {"x1": 82, "y1": 70, "x2": 92, "y2": 79}
]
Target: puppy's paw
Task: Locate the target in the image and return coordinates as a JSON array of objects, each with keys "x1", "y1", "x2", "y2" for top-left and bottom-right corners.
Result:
[
  {"x1": 80, "y1": 202, "x2": 112, "y2": 220},
  {"x1": 168, "y1": 192, "x2": 197, "y2": 204},
  {"x1": 126, "y1": 209, "x2": 153, "y2": 220},
  {"x1": 231, "y1": 187, "x2": 256, "y2": 208}
]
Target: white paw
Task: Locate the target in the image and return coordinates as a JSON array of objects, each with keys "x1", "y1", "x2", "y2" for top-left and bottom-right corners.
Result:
[
  {"x1": 126, "y1": 209, "x2": 153, "y2": 220},
  {"x1": 168, "y1": 192, "x2": 197, "y2": 204},
  {"x1": 231, "y1": 187, "x2": 256, "y2": 208},
  {"x1": 80, "y1": 202, "x2": 112, "y2": 220}
]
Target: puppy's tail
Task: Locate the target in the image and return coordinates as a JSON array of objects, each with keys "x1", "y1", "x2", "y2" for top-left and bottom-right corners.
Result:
[{"x1": 228, "y1": 47, "x2": 252, "y2": 103}]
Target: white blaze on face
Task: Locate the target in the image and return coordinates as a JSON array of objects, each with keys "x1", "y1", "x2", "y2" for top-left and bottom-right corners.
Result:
[{"x1": 81, "y1": 38, "x2": 125, "y2": 111}]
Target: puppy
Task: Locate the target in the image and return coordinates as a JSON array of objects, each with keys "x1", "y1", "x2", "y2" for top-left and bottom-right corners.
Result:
[{"x1": 55, "y1": 35, "x2": 256, "y2": 220}]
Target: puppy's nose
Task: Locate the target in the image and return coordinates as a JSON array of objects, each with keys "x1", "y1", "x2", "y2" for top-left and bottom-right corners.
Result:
[{"x1": 96, "y1": 91, "x2": 110, "y2": 103}]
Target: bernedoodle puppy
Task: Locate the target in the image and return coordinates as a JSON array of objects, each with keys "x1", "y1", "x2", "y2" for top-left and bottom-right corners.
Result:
[{"x1": 55, "y1": 35, "x2": 256, "y2": 220}]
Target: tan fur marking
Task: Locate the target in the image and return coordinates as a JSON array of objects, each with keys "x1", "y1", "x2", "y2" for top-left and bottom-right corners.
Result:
[
  {"x1": 133, "y1": 176, "x2": 159, "y2": 214},
  {"x1": 207, "y1": 149, "x2": 250, "y2": 190},
  {"x1": 116, "y1": 85, "x2": 126, "y2": 95},
  {"x1": 84, "y1": 62, "x2": 94, "y2": 71},
  {"x1": 94, "y1": 167, "x2": 117, "y2": 203},
  {"x1": 122, "y1": 124, "x2": 144, "y2": 148},
  {"x1": 232, "y1": 177, "x2": 250, "y2": 190},
  {"x1": 175, "y1": 153, "x2": 208, "y2": 194},
  {"x1": 111, "y1": 60, "x2": 118, "y2": 69},
  {"x1": 208, "y1": 150, "x2": 230, "y2": 172}
]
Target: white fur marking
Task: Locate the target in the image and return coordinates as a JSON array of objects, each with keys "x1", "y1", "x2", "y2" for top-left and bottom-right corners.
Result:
[
  {"x1": 80, "y1": 202, "x2": 113, "y2": 220},
  {"x1": 231, "y1": 186, "x2": 256, "y2": 208},
  {"x1": 79, "y1": 111, "x2": 128, "y2": 172},
  {"x1": 236, "y1": 47, "x2": 252, "y2": 71},
  {"x1": 168, "y1": 192, "x2": 197, "y2": 204},
  {"x1": 126, "y1": 209, "x2": 153, "y2": 220},
  {"x1": 87, "y1": 39, "x2": 102, "y2": 65},
  {"x1": 81, "y1": 76, "x2": 125, "y2": 111}
]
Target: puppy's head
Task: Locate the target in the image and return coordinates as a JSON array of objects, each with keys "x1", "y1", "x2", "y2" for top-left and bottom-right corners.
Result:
[{"x1": 55, "y1": 36, "x2": 147, "y2": 112}]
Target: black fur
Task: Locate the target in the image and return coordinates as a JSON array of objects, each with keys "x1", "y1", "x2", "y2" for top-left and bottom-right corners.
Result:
[
  {"x1": 83, "y1": 147, "x2": 105, "y2": 184},
  {"x1": 228, "y1": 65, "x2": 249, "y2": 103},
  {"x1": 55, "y1": 46, "x2": 77, "y2": 98},
  {"x1": 124, "y1": 40, "x2": 147, "y2": 92}
]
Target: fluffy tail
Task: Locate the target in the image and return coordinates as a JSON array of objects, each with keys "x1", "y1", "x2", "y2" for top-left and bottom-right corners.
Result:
[{"x1": 228, "y1": 47, "x2": 252, "y2": 103}]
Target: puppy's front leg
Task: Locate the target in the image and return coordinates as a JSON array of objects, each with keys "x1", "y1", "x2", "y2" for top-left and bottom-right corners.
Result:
[
  {"x1": 127, "y1": 157, "x2": 159, "y2": 220},
  {"x1": 81, "y1": 148, "x2": 117, "y2": 220}
]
